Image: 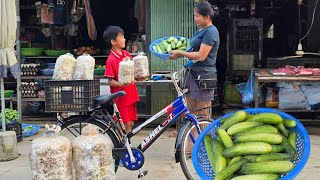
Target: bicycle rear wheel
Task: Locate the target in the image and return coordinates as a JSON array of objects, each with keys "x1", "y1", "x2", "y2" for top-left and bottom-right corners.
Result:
[
  {"x1": 59, "y1": 115, "x2": 121, "y2": 172},
  {"x1": 179, "y1": 118, "x2": 213, "y2": 180}
]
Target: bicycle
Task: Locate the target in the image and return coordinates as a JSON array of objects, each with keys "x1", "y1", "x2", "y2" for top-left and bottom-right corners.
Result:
[{"x1": 56, "y1": 61, "x2": 213, "y2": 179}]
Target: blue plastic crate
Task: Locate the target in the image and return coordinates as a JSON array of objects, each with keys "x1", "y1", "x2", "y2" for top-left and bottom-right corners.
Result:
[
  {"x1": 149, "y1": 36, "x2": 192, "y2": 60},
  {"x1": 192, "y1": 108, "x2": 310, "y2": 180},
  {"x1": 22, "y1": 124, "x2": 41, "y2": 137}
]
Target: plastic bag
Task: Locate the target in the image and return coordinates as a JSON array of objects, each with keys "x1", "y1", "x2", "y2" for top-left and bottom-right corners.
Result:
[
  {"x1": 53, "y1": 53, "x2": 77, "y2": 80},
  {"x1": 277, "y1": 82, "x2": 310, "y2": 110},
  {"x1": 265, "y1": 87, "x2": 279, "y2": 108},
  {"x1": 223, "y1": 81, "x2": 242, "y2": 105},
  {"x1": 133, "y1": 52, "x2": 149, "y2": 79},
  {"x1": 72, "y1": 125, "x2": 115, "y2": 180},
  {"x1": 300, "y1": 83, "x2": 320, "y2": 110},
  {"x1": 73, "y1": 54, "x2": 95, "y2": 80},
  {"x1": 119, "y1": 57, "x2": 134, "y2": 85},
  {"x1": 236, "y1": 69, "x2": 260, "y2": 105},
  {"x1": 29, "y1": 125, "x2": 72, "y2": 180}
]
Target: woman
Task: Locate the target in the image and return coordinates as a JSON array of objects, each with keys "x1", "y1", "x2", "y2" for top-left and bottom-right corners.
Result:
[{"x1": 170, "y1": 1, "x2": 220, "y2": 118}]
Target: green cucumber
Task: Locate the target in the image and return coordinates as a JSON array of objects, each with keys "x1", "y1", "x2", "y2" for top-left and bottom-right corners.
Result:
[
  {"x1": 215, "y1": 159, "x2": 248, "y2": 180},
  {"x1": 204, "y1": 135, "x2": 215, "y2": 171},
  {"x1": 217, "y1": 128, "x2": 234, "y2": 148},
  {"x1": 161, "y1": 40, "x2": 169, "y2": 49},
  {"x1": 156, "y1": 44, "x2": 162, "y2": 54},
  {"x1": 234, "y1": 132, "x2": 283, "y2": 145},
  {"x1": 222, "y1": 142, "x2": 272, "y2": 158},
  {"x1": 235, "y1": 125, "x2": 278, "y2": 136},
  {"x1": 228, "y1": 156, "x2": 242, "y2": 166},
  {"x1": 270, "y1": 145, "x2": 284, "y2": 153},
  {"x1": 288, "y1": 131, "x2": 297, "y2": 150},
  {"x1": 166, "y1": 44, "x2": 172, "y2": 52},
  {"x1": 230, "y1": 174, "x2": 280, "y2": 180},
  {"x1": 167, "y1": 37, "x2": 175, "y2": 43},
  {"x1": 284, "y1": 119, "x2": 297, "y2": 128},
  {"x1": 212, "y1": 139, "x2": 227, "y2": 173},
  {"x1": 170, "y1": 41, "x2": 176, "y2": 49},
  {"x1": 227, "y1": 122, "x2": 262, "y2": 135},
  {"x1": 246, "y1": 113, "x2": 283, "y2": 125},
  {"x1": 176, "y1": 41, "x2": 183, "y2": 48},
  {"x1": 280, "y1": 134, "x2": 296, "y2": 159},
  {"x1": 256, "y1": 153, "x2": 292, "y2": 162},
  {"x1": 240, "y1": 161, "x2": 294, "y2": 174},
  {"x1": 152, "y1": 46, "x2": 158, "y2": 53},
  {"x1": 221, "y1": 110, "x2": 248, "y2": 130},
  {"x1": 277, "y1": 123, "x2": 289, "y2": 137},
  {"x1": 244, "y1": 155, "x2": 258, "y2": 163}
]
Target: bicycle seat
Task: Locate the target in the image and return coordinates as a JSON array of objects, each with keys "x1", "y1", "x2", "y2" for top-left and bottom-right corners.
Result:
[{"x1": 94, "y1": 91, "x2": 126, "y2": 104}]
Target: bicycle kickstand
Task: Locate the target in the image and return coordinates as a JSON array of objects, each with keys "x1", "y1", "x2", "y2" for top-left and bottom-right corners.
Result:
[{"x1": 138, "y1": 169, "x2": 148, "y2": 179}]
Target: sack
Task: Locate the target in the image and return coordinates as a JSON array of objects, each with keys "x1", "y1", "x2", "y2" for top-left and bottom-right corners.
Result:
[
  {"x1": 277, "y1": 82, "x2": 310, "y2": 110},
  {"x1": 53, "y1": 53, "x2": 77, "y2": 80},
  {"x1": 300, "y1": 83, "x2": 320, "y2": 110},
  {"x1": 119, "y1": 57, "x2": 134, "y2": 85},
  {"x1": 73, "y1": 54, "x2": 95, "y2": 80},
  {"x1": 190, "y1": 69, "x2": 217, "y2": 90},
  {"x1": 133, "y1": 52, "x2": 149, "y2": 79}
]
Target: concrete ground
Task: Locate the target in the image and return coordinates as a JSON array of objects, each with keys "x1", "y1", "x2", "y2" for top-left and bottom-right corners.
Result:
[{"x1": 0, "y1": 126, "x2": 319, "y2": 180}]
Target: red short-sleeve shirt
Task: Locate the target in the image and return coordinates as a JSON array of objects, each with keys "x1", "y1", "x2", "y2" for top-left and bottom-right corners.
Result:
[{"x1": 105, "y1": 50, "x2": 139, "y2": 107}]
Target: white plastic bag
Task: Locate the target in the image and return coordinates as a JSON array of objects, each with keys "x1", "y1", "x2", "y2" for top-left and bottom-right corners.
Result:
[
  {"x1": 72, "y1": 125, "x2": 115, "y2": 180},
  {"x1": 300, "y1": 83, "x2": 320, "y2": 109},
  {"x1": 277, "y1": 82, "x2": 310, "y2": 110},
  {"x1": 73, "y1": 54, "x2": 95, "y2": 80},
  {"x1": 119, "y1": 57, "x2": 134, "y2": 85},
  {"x1": 29, "y1": 125, "x2": 72, "y2": 180},
  {"x1": 53, "y1": 53, "x2": 77, "y2": 80},
  {"x1": 133, "y1": 52, "x2": 149, "y2": 79}
]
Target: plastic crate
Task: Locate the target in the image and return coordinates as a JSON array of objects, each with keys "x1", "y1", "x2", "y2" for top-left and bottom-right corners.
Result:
[
  {"x1": 192, "y1": 108, "x2": 310, "y2": 180},
  {"x1": 0, "y1": 123, "x2": 23, "y2": 142},
  {"x1": 44, "y1": 80, "x2": 100, "y2": 112}
]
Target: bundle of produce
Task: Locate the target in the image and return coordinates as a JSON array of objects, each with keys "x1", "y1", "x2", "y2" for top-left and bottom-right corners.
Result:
[{"x1": 119, "y1": 57, "x2": 134, "y2": 85}]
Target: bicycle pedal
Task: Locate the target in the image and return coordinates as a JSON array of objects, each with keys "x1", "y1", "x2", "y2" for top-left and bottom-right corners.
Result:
[{"x1": 138, "y1": 170, "x2": 148, "y2": 179}]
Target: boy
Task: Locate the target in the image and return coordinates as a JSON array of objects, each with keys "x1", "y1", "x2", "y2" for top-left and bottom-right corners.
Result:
[{"x1": 103, "y1": 26, "x2": 139, "y2": 133}]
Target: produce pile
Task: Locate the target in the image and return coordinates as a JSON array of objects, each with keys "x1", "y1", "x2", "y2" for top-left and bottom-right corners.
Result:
[
  {"x1": 204, "y1": 110, "x2": 297, "y2": 180},
  {"x1": 0, "y1": 109, "x2": 19, "y2": 125},
  {"x1": 151, "y1": 36, "x2": 190, "y2": 54},
  {"x1": 73, "y1": 46, "x2": 102, "y2": 56}
]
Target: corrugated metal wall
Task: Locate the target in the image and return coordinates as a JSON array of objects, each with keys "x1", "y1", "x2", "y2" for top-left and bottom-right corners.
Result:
[
  {"x1": 150, "y1": 0, "x2": 196, "y2": 123},
  {"x1": 150, "y1": 0, "x2": 196, "y2": 72}
]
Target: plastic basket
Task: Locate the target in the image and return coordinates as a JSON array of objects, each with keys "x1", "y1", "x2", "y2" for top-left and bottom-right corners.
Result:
[
  {"x1": 22, "y1": 124, "x2": 41, "y2": 137},
  {"x1": 44, "y1": 80, "x2": 100, "y2": 112},
  {"x1": 192, "y1": 108, "x2": 310, "y2": 180},
  {"x1": 149, "y1": 36, "x2": 192, "y2": 60}
]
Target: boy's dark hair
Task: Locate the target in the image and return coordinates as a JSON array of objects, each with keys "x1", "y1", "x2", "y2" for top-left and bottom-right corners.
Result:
[{"x1": 103, "y1": 26, "x2": 124, "y2": 47}]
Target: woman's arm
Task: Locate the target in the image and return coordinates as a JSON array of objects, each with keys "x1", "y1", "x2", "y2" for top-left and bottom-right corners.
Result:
[{"x1": 171, "y1": 43, "x2": 213, "y2": 61}]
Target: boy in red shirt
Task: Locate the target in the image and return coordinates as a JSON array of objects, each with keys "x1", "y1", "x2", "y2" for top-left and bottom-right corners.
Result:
[{"x1": 103, "y1": 26, "x2": 140, "y2": 133}]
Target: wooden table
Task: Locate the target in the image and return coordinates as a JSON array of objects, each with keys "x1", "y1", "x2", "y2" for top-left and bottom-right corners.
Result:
[{"x1": 254, "y1": 69, "x2": 320, "y2": 111}]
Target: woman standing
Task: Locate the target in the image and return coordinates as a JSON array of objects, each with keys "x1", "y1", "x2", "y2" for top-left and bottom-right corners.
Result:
[{"x1": 170, "y1": 1, "x2": 220, "y2": 118}]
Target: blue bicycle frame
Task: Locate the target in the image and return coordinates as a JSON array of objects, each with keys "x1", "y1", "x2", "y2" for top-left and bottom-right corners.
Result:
[{"x1": 128, "y1": 95, "x2": 201, "y2": 152}]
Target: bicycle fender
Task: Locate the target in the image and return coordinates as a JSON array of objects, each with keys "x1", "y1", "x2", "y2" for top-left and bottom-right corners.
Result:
[{"x1": 174, "y1": 119, "x2": 193, "y2": 163}]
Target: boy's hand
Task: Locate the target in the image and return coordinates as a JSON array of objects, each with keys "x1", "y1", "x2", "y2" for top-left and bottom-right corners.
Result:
[{"x1": 121, "y1": 80, "x2": 136, "y2": 87}]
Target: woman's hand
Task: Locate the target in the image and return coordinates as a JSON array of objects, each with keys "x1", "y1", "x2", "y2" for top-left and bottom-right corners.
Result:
[{"x1": 169, "y1": 50, "x2": 182, "y2": 60}]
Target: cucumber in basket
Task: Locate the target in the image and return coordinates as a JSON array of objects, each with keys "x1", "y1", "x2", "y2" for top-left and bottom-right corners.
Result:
[{"x1": 193, "y1": 108, "x2": 310, "y2": 180}]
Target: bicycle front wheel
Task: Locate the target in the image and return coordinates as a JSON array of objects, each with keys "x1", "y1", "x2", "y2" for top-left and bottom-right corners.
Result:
[{"x1": 179, "y1": 118, "x2": 213, "y2": 180}]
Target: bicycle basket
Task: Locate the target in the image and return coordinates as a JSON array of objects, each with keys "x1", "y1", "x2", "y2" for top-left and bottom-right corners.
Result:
[
  {"x1": 149, "y1": 36, "x2": 192, "y2": 60},
  {"x1": 192, "y1": 108, "x2": 310, "y2": 180}
]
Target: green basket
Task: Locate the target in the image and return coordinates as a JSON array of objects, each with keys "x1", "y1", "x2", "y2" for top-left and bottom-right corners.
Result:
[
  {"x1": 94, "y1": 68, "x2": 105, "y2": 75},
  {"x1": 44, "y1": 50, "x2": 69, "y2": 57},
  {"x1": 21, "y1": 48, "x2": 44, "y2": 57}
]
